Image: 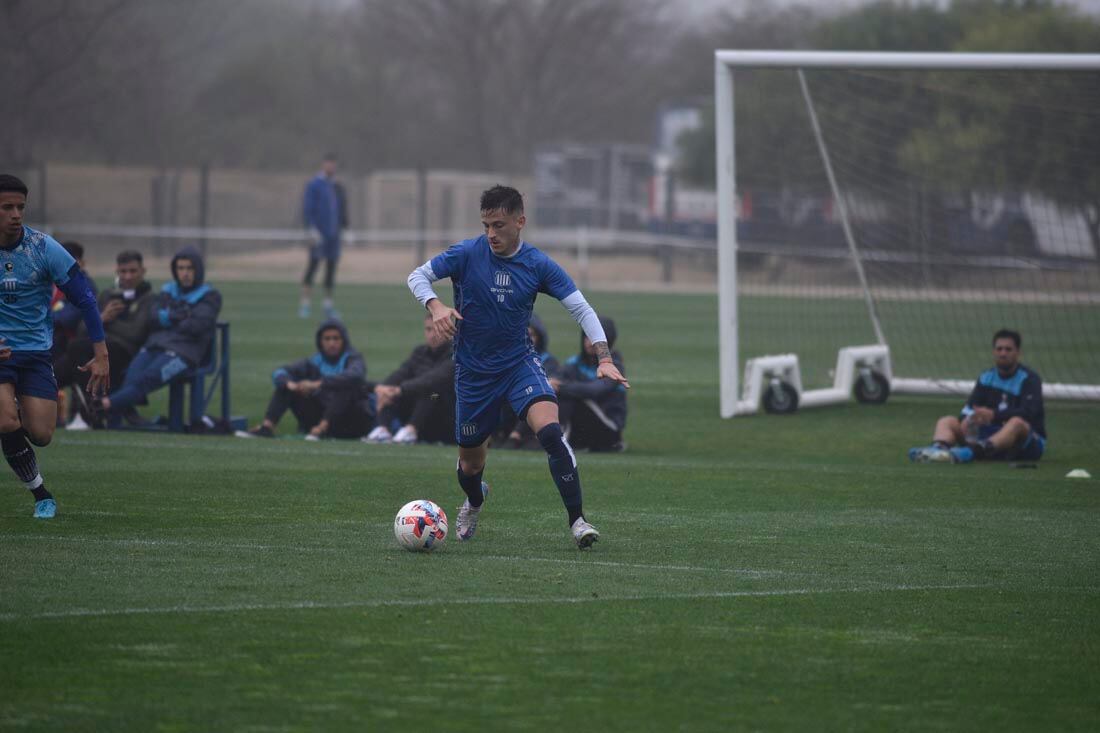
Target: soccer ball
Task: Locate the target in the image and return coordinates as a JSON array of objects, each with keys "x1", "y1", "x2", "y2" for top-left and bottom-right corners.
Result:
[{"x1": 393, "y1": 500, "x2": 449, "y2": 552}]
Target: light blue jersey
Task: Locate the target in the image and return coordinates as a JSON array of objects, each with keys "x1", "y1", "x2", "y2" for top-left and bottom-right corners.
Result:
[
  {"x1": 428, "y1": 236, "x2": 576, "y2": 374},
  {"x1": 0, "y1": 226, "x2": 77, "y2": 351}
]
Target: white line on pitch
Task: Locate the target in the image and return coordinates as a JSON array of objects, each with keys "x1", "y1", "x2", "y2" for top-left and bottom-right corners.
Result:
[
  {"x1": 480, "y1": 554, "x2": 782, "y2": 577},
  {"x1": 5, "y1": 535, "x2": 783, "y2": 577},
  {"x1": 0, "y1": 584, "x2": 988, "y2": 622}
]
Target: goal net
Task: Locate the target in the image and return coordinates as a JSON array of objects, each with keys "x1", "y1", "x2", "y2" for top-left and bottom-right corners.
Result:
[{"x1": 714, "y1": 52, "x2": 1100, "y2": 416}]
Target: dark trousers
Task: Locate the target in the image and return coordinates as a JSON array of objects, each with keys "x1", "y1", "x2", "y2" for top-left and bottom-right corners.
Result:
[
  {"x1": 303, "y1": 251, "x2": 339, "y2": 289},
  {"x1": 265, "y1": 386, "x2": 371, "y2": 439},
  {"x1": 559, "y1": 397, "x2": 622, "y2": 451},
  {"x1": 377, "y1": 391, "x2": 454, "y2": 444},
  {"x1": 108, "y1": 348, "x2": 190, "y2": 413}
]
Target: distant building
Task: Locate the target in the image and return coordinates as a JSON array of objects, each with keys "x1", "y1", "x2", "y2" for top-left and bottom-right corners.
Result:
[{"x1": 533, "y1": 143, "x2": 651, "y2": 230}]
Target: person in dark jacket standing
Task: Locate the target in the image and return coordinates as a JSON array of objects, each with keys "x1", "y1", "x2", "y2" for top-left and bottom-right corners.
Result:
[
  {"x1": 237, "y1": 319, "x2": 374, "y2": 440},
  {"x1": 363, "y1": 313, "x2": 455, "y2": 445},
  {"x1": 552, "y1": 316, "x2": 627, "y2": 453},
  {"x1": 299, "y1": 154, "x2": 346, "y2": 320},
  {"x1": 909, "y1": 329, "x2": 1045, "y2": 464},
  {"x1": 98, "y1": 246, "x2": 221, "y2": 425}
]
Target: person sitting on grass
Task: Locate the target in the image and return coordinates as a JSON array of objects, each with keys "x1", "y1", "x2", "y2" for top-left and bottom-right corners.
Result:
[
  {"x1": 237, "y1": 319, "x2": 374, "y2": 441},
  {"x1": 909, "y1": 328, "x2": 1045, "y2": 464},
  {"x1": 363, "y1": 312, "x2": 454, "y2": 445},
  {"x1": 551, "y1": 316, "x2": 627, "y2": 453}
]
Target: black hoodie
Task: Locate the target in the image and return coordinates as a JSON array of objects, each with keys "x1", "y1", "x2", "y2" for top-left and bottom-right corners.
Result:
[
  {"x1": 144, "y1": 246, "x2": 223, "y2": 366},
  {"x1": 271, "y1": 319, "x2": 373, "y2": 396}
]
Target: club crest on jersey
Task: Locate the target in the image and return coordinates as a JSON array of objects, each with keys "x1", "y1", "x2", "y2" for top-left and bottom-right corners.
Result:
[
  {"x1": 4, "y1": 262, "x2": 11, "y2": 272},
  {"x1": 491, "y1": 270, "x2": 514, "y2": 304}
]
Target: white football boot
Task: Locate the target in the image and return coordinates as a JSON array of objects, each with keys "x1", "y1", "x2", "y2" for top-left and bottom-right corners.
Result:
[
  {"x1": 571, "y1": 517, "x2": 600, "y2": 549},
  {"x1": 456, "y1": 481, "x2": 490, "y2": 541}
]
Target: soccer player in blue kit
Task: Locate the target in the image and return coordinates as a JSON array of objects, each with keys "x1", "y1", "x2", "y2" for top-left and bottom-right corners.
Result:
[
  {"x1": 407, "y1": 186, "x2": 629, "y2": 549},
  {"x1": 0, "y1": 175, "x2": 109, "y2": 518}
]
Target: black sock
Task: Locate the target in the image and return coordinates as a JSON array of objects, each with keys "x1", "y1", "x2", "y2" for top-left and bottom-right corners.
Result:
[
  {"x1": 933, "y1": 440, "x2": 950, "y2": 450},
  {"x1": 456, "y1": 466, "x2": 485, "y2": 508},
  {"x1": 1, "y1": 429, "x2": 43, "y2": 488},
  {"x1": 31, "y1": 485, "x2": 52, "y2": 502},
  {"x1": 537, "y1": 423, "x2": 583, "y2": 526},
  {"x1": 973, "y1": 439, "x2": 994, "y2": 459}
]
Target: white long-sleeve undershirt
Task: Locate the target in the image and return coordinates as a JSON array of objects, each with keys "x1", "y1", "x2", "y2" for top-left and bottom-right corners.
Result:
[{"x1": 407, "y1": 263, "x2": 608, "y2": 347}]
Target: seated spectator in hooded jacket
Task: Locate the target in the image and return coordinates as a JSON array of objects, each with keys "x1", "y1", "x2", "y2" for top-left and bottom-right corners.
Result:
[
  {"x1": 97, "y1": 246, "x2": 221, "y2": 426},
  {"x1": 363, "y1": 313, "x2": 454, "y2": 445},
  {"x1": 237, "y1": 319, "x2": 374, "y2": 440},
  {"x1": 552, "y1": 316, "x2": 627, "y2": 452}
]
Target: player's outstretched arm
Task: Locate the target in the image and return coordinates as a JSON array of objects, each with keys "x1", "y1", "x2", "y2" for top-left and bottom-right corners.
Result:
[
  {"x1": 79, "y1": 340, "x2": 111, "y2": 395},
  {"x1": 593, "y1": 342, "x2": 630, "y2": 389}
]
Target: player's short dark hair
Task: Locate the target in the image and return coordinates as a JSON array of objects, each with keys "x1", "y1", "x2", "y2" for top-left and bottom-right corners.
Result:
[
  {"x1": 480, "y1": 185, "x2": 524, "y2": 216},
  {"x1": 0, "y1": 175, "x2": 29, "y2": 196},
  {"x1": 993, "y1": 329, "x2": 1021, "y2": 348},
  {"x1": 116, "y1": 250, "x2": 143, "y2": 266},
  {"x1": 61, "y1": 241, "x2": 85, "y2": 261}
]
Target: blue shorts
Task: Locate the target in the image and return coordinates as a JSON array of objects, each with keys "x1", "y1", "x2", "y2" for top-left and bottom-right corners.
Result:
[
  {"x1": 977, "y1": 424, "x2": 1046, "y2": 461},
  {"x1": 0, "y1": 351, "x2": 58, "y2": 400},
  {"x1": 455, "y1": 354, "x2": 556, "y2": 447}
]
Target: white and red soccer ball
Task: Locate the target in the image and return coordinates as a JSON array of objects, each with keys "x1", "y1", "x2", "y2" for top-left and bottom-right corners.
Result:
[{"x1": 393, "y1": 500, "x2": 449, "y2": 551}]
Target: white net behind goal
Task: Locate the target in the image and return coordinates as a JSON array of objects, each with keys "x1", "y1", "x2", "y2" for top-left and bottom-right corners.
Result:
[{"x1": 718, "y1": 55, "x2": 1100, "y2": 411}]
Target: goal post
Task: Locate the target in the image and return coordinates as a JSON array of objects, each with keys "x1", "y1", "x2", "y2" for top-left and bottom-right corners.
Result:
[{"x1": 714, "y1": 51, "x2": 1100, "y2": 417}]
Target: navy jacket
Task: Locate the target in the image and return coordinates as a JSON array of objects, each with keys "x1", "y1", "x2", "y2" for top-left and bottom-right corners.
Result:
[
  {"x1": 961, "y1": 363, "x2": 1045, "y2": 439},
  {"x1": 272, "y1": 319, "x2": 373, "y2": 397},
  {"x1": 144, "y1": 247, "x2": 222, "y2": 367}
]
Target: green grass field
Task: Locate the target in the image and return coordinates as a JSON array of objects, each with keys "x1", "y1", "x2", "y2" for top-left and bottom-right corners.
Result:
[{"x1": 2, "y1": 282, "x2": 1098, "y2": 731}]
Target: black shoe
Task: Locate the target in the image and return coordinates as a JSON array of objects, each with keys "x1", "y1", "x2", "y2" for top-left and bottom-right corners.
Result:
[
  {"x1": 120, "y1": 407, "x2": 146, "y2": 427},
  {"x1": 235, "y1": 425, "x2": 275, "y2": 439}
]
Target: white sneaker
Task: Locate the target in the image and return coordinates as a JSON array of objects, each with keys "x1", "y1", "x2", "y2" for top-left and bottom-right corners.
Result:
[
  {"x1": 571, "y1": 517, "x2": 600, "y2": 549},
  {"x1": 305, "y1": 433, "x2": 321, "y2": 442},
  {"x1": 392, "y1": 425, "x2": 418, "y2": 444},
  {"x1": 66, "y1": 413, "x2": 91, "y2": 432},
  {"x1": 908, "y1": 446, "x2": 953, "y2": 463},
  {"x1": 363, "y1": 426, "x2": 393, "y2": 444},
  {"x1": 456, "y1": 481, "x2": 490, "y2": 541}
]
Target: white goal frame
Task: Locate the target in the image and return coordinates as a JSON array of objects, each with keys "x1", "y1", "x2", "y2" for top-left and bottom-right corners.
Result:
[{"x1": 715, "y1": 51, "x2": 1100, "y2": 417}]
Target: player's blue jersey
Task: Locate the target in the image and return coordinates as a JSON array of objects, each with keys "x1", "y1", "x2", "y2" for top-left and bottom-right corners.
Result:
[
  {"x1": 429, "y1": 236, "x2": 576, "y2": 373},
  {"x1": 0, "y1": 226, "x2": 78, "y2": 352}
]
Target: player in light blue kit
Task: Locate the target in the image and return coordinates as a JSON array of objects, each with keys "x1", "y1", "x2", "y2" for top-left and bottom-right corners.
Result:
[
  {"x1": 407, "y1": 186, "x2": 629, "y2": 548},
  {"x1": 0, "y1": 175, "x2": 109, "y2": 518}
]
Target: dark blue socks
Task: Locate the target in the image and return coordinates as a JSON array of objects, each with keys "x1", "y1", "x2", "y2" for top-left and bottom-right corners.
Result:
[
  {"x1": 537, "y1": 423, "x2": 583, "y2": 526},
  {"x1": 457, "y1": 465, "x2": 485, "y2": 508}
]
